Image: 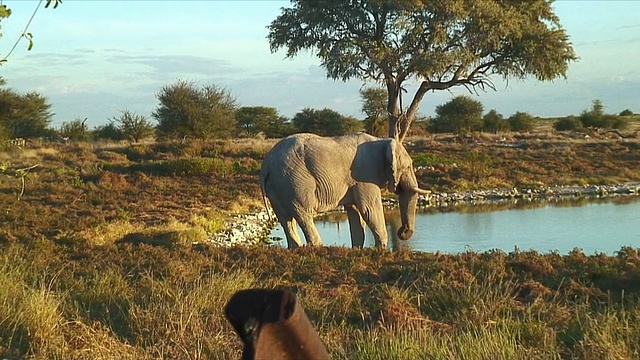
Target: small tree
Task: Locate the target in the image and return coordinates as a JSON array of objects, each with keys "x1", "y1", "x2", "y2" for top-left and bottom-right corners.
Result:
[
  {"x1": 265, "y1": 116, "x2": 295, "y2": 139},
  {"x1": 431, "y1": 96, "x2": 483, "y2": 134},
  {"x1": 508, "y1": 112, "x2": 535, "y2": 132},
  {"x1": 580, "y1": 99, "x2": 606, "y2": 128},
  {"x1": 93, "y1": 122, "x2": 125, "y2": 141},
  {"x1": 292, "y1": 108, "x2": 362, "y2": 136},
  {"x1": 0, "y1": 87, "x2": 53, "y2": 138},
  {"x1": 113, "y1": 109, "x2": 155, "y2": 142},
  {"x1": 153, "y1": 80, "x2": 237, "y2": 140},
  {"x1": 235, "y1": 106, "x2": 284, "y2": 137},
  {"x1": 360, "y1": 87, "x2": 388, "y2": 137},
  {"x1": 577, "y1": 99, "x2": 629, "y2": 129},
  {"x1": 482, "y1": 110, "x2": 509, "y2": 134},
  {"x1": 619, "y1": 109, "x2": 634, "y2": 116},
  {"x1": 59, "y1": 118, "x2": 90, "y2": 141}
]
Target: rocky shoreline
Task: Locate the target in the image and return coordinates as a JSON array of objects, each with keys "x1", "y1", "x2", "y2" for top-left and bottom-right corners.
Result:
[{"x1": 209, "y1": 182, "x2": 640, "y2": 247}]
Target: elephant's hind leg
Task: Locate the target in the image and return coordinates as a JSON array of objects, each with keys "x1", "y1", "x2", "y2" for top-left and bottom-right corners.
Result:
[
  {"x1": 295, "y1": 212, "x2": 323, "y2": 246},
  {"x1": 345, "y1": 205, "x2": 365, "y2": 248},
  {"x1": 282, "y1": 218, "x2": 303, "y2": 249},
  {"x1": 268, "y1": 195, "x2": 303, "y2": 249}
]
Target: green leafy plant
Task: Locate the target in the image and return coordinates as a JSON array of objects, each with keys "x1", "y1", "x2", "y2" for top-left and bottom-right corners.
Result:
[
  {"x1": 462, "y1": 151, "x2": 493, "y2": 183},
  {"x1": 412, "y1": 153, "x2": 455, "y2": 167}
]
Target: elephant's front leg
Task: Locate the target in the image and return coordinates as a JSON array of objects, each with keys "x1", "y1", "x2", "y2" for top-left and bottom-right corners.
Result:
[
  {"x1": 353, "y1": 185, "x2": 389, "y2": 248},
  {"x1": 345, "y1": 205, "x2": 365, "y2": 248}
]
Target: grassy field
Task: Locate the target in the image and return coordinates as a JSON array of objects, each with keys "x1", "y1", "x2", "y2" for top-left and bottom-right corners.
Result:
[{"x1": 1, "y1": 125, "x2": 640, "y2": 359}]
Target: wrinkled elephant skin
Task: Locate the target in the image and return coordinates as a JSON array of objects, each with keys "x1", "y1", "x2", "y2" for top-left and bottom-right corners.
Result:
[{"x1": 259, "y1": 133, "x2": 429, "y2": 249}]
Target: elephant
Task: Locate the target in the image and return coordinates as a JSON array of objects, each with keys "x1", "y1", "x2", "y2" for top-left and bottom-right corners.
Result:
[{"x1": 259, "y1": 132, "x2": 430, "y2": 249}]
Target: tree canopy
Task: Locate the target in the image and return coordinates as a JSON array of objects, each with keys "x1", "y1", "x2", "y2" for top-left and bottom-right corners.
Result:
[
  {"x1": 292, "y1": 108, "x2": 363, "y2": 136},
  {"x1": 153, "y1": 80, "x2": 237, "y2": 140},
  {"x1": 112, "y1": 109, "x2": 155, "y2": 143},
  {"x1": 59, "y1": 118, "x2": 90, "y2": 141},
  {"x1": 482, "y1": 109, "x2": 508, "y2": 134},
  {"x1": 432, "y1": 95, "x2": 483, "y2": 133},
  {"x1": 235, "y1": 106, "x2": 293, "y2": 138},
  {"x1": 0, "y1": 84, "x2": 53, "y2": 138},
  {"x1": 268, "y1": 0, "x2": 577, "y2": 141}
]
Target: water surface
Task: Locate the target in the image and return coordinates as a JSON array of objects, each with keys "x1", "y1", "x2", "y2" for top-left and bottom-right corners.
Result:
[{"x1": 270, "y1": 196, "x2": 640, "y2": 254}]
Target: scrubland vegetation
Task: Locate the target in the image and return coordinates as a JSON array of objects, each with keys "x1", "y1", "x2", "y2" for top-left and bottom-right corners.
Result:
[
  {"x1": 1, "y1": 1, "x2": 638, "y2": 357},
  {"x1": 2, "y1": 122, "x2": 640, "y2": 358}
]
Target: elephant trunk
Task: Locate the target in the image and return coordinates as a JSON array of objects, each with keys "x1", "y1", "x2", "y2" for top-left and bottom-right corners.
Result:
[{"x1": 397, "y1": 191, "x2": 418, "y2": 241}]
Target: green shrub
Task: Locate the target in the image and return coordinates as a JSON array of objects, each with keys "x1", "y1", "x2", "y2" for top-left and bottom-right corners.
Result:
[
  {"x1": 232, "y1": 159, "x2": 261, "y2": 175},
  {"x1": 157, "y1": 157, "x2": 233, "y2": 177},
  {"x1": 611, "y1": 116, "x2": 629, "y2": 130},
  {"x1": 508, "y1": 112, "x2": 535, "y2": 132},
  {"x1": 125, "y1": 144, "x2": 154, "y2": 162},
  {"x1": 412, "y1": 153, "x2": 455, "y2": 167},
  {"x1": 461, "y1": 150, "x2": 493, "y2": 183},
  {"x1": 554, "y1": 116, "x2": 583, "y2": 131}
]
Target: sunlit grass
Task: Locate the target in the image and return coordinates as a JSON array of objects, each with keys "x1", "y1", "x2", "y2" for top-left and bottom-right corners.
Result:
[
  {"x1": 2, "y1": 135, "x2": 640, "y2": 358},
  {"x1": 1, "y1": 243, "x2": 640, "y2": 358}
]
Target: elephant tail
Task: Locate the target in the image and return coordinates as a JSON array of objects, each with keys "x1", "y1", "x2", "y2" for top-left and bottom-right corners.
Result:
[{"x1": 259, "y1": 171, "x2": 274, "y2": 222}]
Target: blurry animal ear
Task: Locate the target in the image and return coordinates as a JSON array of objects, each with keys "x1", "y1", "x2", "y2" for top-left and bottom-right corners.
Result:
[{"x1": 385, "y1": 139, "x2": 399, "y2": 193}]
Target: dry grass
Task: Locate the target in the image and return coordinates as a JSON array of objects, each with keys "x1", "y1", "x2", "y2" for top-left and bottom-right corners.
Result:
[
  {"x1": 1, "y1": 129, "x2": 640, "y2": 358},
  {"x1": 1, "y1": 244, "x2": 639, "y2": 359}
]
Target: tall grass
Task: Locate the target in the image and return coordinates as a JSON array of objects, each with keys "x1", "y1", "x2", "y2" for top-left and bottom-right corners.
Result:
[
  {"x1": 2, "y1": 243, "x2": 640, "y2": 358},
  {"x1": 0, "y1": 243, "x2": 254, "y2": 359}
]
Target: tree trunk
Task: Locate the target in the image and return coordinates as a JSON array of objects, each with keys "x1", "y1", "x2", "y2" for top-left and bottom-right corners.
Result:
[{"x1": 387, "y1": 80, "x2": 430, "y2": 143}]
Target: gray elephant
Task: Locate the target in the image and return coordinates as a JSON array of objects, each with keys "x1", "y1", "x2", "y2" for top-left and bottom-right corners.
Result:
[{"x1": 260, "y1": 132, "x2": 430, "y2": 249}]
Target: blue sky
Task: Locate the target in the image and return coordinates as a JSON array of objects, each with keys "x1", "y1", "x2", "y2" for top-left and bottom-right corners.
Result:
[{"x1": 1, "y1": 0, "x2": 639, "y2": 128}]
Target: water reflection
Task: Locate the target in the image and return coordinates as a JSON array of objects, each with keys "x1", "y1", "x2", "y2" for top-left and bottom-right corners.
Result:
[{"x1": 270, "y1": 195, "x2": 640, "y2": 254}]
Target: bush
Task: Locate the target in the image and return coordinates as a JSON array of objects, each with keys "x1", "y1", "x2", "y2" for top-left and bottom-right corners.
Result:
[
  {"x1": 611, "y1": 116, "x2": 629, "y2": 130},
  {"x1": 431, "y1": 96, "x2": 484, "y2": 134},
  {"x1": 0, "y1": 122, "x2": 10, "y2": 150},
  {"x1": 93, "y1": 122, "x2": 125, "y2": 141},
  {"x1": 554, "y1": 116, "x2": 583, "y2": 131},
  {"x1": 412, "y1": 153, "x2": 455, "y2": 167},
  {"x1": 461, "y1": 150, "x2": 492, "y2": 183},
  {"x1": 157, "y1": 157, "x2": 233, "y2": 177},
  {"x1": 507, "y1": 112, "x2": 535, "y2": 132},
  {"x1": 482, "y1": 110, "x2": 509, "y2": 134},
  {"x1": 124, "y1": 145, "x2": 155, "y2": 162}
]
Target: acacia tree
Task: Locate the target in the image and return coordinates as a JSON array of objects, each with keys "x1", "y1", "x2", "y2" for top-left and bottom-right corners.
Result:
[
  {"x1": 0, "y1": 86, "x2": 53, "y2": 138},
  {"x1": 59, "y1": 118, "x2": 90, "y2": 141},
  {"x1": 432, "y1": 95, "x2": 483, "y2": 133},
  {"x1": 112, "y1": 109, "x2": 155, "y2": 142},
  {"x1": 268, "y1": 0, "x2": 577, "y2": 141},
  {"x1": 483, "y1": 109, "x2": 508, "y2": 134},
  {"x1": 293, "y1": 108, "x2": 362, "y2": 136},
  {"x1": 235, "y1": 106, "x2": 289, "y2": 138},
  {"x1": 153, "y1": 80, "x2": 237, "y2": 140}
]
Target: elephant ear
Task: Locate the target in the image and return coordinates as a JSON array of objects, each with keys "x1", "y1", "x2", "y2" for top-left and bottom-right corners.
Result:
[{"x1": 385, "y1": 139, "x2": 400, "y2": 193}]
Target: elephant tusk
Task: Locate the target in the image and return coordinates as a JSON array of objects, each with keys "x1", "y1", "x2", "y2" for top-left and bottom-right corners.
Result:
[{"x1": 413, "y1": 187, "x2": 431, "y2": 195}]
